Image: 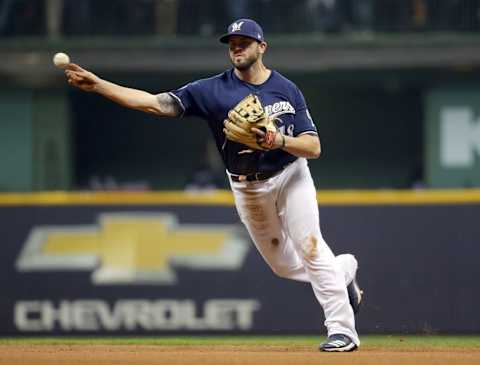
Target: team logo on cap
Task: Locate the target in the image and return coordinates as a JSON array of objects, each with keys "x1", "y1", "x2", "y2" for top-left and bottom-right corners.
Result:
[{"x1": 231, "y1": 21, "x2": 244, "y2": 32}]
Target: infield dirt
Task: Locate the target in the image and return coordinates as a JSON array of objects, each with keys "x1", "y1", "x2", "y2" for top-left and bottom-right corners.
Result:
[{"x1": 1, "y1": 345, "x2": 479, "y2": 365}]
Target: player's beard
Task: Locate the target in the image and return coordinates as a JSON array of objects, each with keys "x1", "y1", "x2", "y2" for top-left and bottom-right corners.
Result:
[{"x1": 231, "y1": 50, "x2": 260, "y2": 71}]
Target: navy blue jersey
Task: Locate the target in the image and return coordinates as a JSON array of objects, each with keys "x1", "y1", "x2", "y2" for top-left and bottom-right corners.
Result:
[{"x1": 169, "y1": 69, "x2": 317, "y2": 175}]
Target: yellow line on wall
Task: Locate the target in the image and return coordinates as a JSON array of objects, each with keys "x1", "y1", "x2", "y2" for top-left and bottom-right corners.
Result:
[
  {"x1": 0, "y1": 191, "x2": 235, "y2": 206},
  {"x1": 317, "y1": 189, "x2": 480, "y2": 205},
  {"x1": 0, "y1": 189, "x2": 480, "y2": 206}
]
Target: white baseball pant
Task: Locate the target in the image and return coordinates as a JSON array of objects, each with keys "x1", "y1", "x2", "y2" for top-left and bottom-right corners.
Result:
[{"x1": 228, "y1": 157, "x2": 359, "y2": 345}]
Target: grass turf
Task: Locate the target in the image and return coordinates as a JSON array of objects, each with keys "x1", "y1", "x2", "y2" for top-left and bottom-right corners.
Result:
[{"x1": 0, "y1": 335, "x2": 479, "y2": 348}]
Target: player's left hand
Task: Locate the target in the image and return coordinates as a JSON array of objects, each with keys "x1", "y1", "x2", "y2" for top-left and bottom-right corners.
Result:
[{"x1": 224, "y1": 93, "x2": 283, "y2": 151}]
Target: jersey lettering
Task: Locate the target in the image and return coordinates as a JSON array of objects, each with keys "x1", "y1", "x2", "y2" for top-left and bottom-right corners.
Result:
[{"x1": 264, "y1": 101, "x2": 295, "y2": 118}]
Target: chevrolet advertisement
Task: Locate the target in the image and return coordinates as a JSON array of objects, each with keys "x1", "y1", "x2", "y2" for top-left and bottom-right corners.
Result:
[
  {"x1": 2, "y1": 199, "x2": 322, "y2": 335},
  {"x1": 2, "y1": 191, "x2": 480, "y2": 335}
]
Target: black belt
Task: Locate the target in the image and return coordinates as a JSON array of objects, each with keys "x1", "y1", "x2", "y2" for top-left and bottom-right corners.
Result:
[{"x1": 230, "y1": 170, "x2": 282, "y2": 182}]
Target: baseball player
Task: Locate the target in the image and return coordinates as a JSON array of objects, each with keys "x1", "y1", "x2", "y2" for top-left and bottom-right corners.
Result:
[{"x1": 65, "y1": 18, "x2": 363, "y2": 352}]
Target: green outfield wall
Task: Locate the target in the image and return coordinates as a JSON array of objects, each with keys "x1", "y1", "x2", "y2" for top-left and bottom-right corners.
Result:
[
  {"x1": 0, "y1": 89, "x2": 71, "y2": 191},
  {"x1": 0, "y1": 89, "x2": 33, "y2": 191}
]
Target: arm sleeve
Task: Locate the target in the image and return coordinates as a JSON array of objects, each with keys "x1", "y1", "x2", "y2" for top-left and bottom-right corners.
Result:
[
  {"x1": 292, "y1": 87, "x2": 318, "y2": 137},
  {"x1": 168, "y1": 80, "x2": 208, "y2": 118}
]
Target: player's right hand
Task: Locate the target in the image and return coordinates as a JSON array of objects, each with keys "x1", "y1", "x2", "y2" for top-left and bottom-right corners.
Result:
[{"x1": 65, "y1": 63, "x2": 100, "y2": 92}]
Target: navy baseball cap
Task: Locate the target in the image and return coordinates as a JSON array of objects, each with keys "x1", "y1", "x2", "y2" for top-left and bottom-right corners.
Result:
[{"x1": 219, "y1": 19, "x2": 265, "y2": 44}]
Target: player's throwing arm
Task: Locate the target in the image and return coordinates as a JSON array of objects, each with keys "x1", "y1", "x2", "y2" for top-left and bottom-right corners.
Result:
[{"x1": 61, "y1": 59, "x2": 180, "y2": 117}]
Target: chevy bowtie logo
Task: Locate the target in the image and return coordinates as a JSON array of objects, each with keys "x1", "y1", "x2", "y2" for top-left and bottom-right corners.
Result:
[{"x1": 16, "y1": 213, "x2": 250, "y2": 285}]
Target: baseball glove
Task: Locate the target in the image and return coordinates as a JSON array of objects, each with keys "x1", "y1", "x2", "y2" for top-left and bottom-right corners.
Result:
[{"x1": 224, "y1": 93, "x2": 278, "y2": 151}]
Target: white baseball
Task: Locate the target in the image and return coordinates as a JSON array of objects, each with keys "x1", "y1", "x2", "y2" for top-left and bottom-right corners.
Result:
[{"x1": 53, "y1": 52, "x2": 70, "y2": 68}]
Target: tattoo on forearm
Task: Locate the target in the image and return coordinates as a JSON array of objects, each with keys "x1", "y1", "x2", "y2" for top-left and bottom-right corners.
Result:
[{"x1": 156, "y1": 92, "x2": 182, "y2": 117}]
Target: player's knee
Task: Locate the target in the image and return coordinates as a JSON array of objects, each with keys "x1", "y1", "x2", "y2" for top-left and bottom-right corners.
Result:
[{"x1": 336, "y1": 253, "x2": 358, "y2": 271}]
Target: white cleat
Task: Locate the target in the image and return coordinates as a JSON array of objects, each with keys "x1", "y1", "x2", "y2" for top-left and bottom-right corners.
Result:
[{"x1": 319, "y1": 334, "x2": 358, "y2": 352}]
